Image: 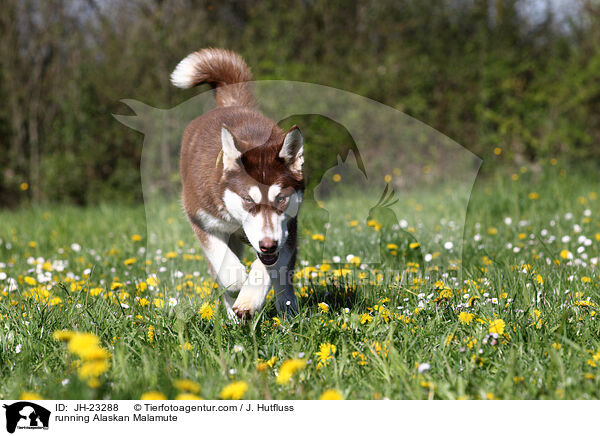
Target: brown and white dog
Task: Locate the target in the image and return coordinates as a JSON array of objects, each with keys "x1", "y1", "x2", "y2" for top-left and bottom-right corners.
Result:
[{"x1": 171, "y1": 48, "x2": 304, "y2": 320}]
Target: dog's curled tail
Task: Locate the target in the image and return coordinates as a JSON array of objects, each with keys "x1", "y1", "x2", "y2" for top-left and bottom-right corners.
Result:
[{"x1": 170, "y1": 48, "x2": 255, "y2": 107}]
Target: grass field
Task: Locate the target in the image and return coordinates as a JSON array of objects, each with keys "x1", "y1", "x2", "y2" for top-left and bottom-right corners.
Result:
[{"x1": 1, "y1": 161, "x2": 600, "y2": 400}]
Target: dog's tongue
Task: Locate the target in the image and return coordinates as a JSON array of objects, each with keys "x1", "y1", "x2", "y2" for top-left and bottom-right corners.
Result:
[{"x1": 258, "y1": 252, "x2": 278, "y2": 265}]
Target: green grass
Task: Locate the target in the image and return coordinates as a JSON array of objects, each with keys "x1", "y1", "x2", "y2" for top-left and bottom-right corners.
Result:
[{"x1": 1, "y1": 162, "x2": 600, "y2": 400}]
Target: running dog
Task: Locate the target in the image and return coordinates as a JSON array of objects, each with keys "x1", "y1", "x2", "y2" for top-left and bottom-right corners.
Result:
[{"x1": 171, "y1": 48, "x2": 304, "y2": 320}]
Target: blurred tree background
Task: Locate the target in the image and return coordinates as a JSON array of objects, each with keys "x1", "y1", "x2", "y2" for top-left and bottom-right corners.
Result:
[{"x1": 1, "y1": 0, "x2": 599, "y2": 207}]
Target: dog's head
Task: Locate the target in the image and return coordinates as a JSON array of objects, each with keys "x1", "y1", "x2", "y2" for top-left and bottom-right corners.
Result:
[{"x1": 220, "y1": 124, "x2": 304, "y2": 265}]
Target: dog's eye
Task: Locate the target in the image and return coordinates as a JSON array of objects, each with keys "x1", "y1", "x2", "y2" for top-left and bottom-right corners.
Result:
[
  {"x1": 242, "y1": 196, "x2": 254, "y2": 204},
  {"x1": 275, "y1": 194, "x2": 289, "y2": 206}
]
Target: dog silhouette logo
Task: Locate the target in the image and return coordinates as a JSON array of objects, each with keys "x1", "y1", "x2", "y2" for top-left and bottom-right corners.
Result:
[
  {"x1": 3, "y1": 402, "x2": 50, "y2": 433},
  {"x1": 116, "y1": 80, "x2": 482, "y2": 279}
]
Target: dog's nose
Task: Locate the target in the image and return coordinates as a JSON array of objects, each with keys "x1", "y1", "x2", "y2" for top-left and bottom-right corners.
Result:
[{"x1": 259, "y1": 238, "x2": 277, "y2": 254}]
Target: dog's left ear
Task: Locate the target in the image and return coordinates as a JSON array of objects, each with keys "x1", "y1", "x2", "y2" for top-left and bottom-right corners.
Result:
[{"x1": 279, "y1": 125, "x2": 304, "y2": 174}]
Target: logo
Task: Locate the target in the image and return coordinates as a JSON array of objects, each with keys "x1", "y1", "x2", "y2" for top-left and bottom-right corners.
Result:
[
  {"x1": 2, "y1": 402, "x2": 50, "y2": 434},
  {"x1": 117, "y1": 80, "x2": 481, "y2": 277}
]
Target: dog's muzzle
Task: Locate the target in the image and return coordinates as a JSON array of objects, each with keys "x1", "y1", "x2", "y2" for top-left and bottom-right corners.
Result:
[{"x1": 257, "y1": 252, "x2": 279, "y2": 266}]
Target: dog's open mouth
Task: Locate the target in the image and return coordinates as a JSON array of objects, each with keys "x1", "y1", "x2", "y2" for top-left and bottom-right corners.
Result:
[{"x1": 257, "y1": 252, "x2": 279, "y2": 266}]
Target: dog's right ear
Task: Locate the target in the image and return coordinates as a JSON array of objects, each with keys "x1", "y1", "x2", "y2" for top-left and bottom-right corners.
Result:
[{"x1": 221, "y1": 125, "x2": 243, "y2": 171}]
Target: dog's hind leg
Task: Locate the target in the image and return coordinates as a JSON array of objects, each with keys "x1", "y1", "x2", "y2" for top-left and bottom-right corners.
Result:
[
  {"x1": 272, "y1": 241, "x2": 298, "y2": 316},
  {"x1": 273, "y1": 218, "x2": 299, "y2": 316}
]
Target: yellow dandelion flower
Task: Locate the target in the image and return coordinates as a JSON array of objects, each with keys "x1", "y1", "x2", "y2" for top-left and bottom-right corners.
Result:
[
  {"x1": 488, "y1": 319, "x2": 506, "y2": 335},
  {"x1": 420, "y1": 381, "x2": 434, "y2": 389},
  {"x1": 348, "y1": 256, "x2": 361, "y2": 266},
  {"x1": 77, "y1": 346, "x2": 110, "y2": 361},
  {"x1": 176, "y1": 393, "x2": 202, "y2": 400},
  {"x1": 199, "y1": 302, "x2": 214, "y2": 321},
  {"x1": 360, "y1": 313, "x2": 373, "y2": 324},
  {"x1": 320, "y1": 389, "x2": 343, "y2": 400},
  {"x1": 458, "y1": 312, "x2": 474, "y2": 325},
  {"x1": 220, "y1": 381, "x2": 248, "y2": 400},
  {"x1": 276, "y1": 359, "x2": 306, "y2": 385},
  {"x1": 147, "y1": 325, "x2": 155, "y2": 343},
  {"x1": 312, "y1": 233, "x2": 325, "y2": 241},
  {"x1": 78, "y1": 359, "x2": 109, "y2": 379},
  {"x1": 560, "y1": 249, "x2": 573, "y2": 260},
  {"x1": 131, "y1": 234, "x2": 143, "y2": 242},
  {"x1": 257, "y1": 356, "x2": 277, "y2": 371},
  {"x1": 315, "y1": 343, "x2": 336, "y2": 369},
  {"x1": 19, "y1": 392, "x2": 42, "y2": 400},
  {"x1": 367, "y1": 219, "x2": 381, "y2": 231},
  {"x1": 153, "y1": 299, "x2": 164, "y2": 308},
  {"x1": 140, "y1": 391, "x2": 166, "y2": 400},
  {"x1": 52, "y1": 330, "x2": 74, "y2": 342},
  {"x1": 318, "y1": 302, "x2": 329, "y2": 313},
  {"x1": 24, "y1": 276, "x2": 37, "y2": 286},
  {"x1": 439, "y1": 288, "x2": 453, "y2": 299},
  {"x1": 67, "y1": 333, "x2": 100, "y2": 357},
  {"x1": 174, "y1": 379, "x2": 200, "y2": 394},
  {"x1": 124, "y1": 257, "x2": 137, "y2": 266}
]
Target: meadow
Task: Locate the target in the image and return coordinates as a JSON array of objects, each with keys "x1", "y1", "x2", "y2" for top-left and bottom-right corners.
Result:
[{"x1": 1, "y1": 160, "x2": 600, "y2": 400}]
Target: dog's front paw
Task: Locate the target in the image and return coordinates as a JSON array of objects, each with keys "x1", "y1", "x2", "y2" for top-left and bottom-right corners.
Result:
[
  {"x1": 232, "y1": 291, "x2": 264, "y2": 320},
  {"x1": 232, "y1": 305, "x2": 253, "y2": 320}
]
